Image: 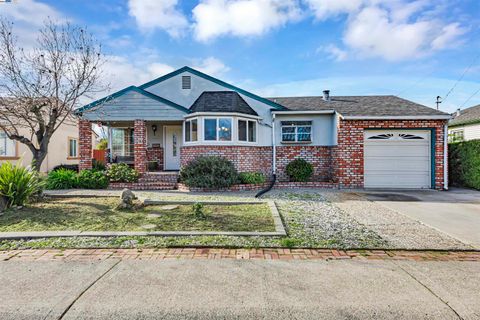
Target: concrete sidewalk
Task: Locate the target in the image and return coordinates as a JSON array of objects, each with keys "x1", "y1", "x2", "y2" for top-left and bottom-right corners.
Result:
[{"x1": 1, "y1": 259, "x2": 478, "y2": 319}]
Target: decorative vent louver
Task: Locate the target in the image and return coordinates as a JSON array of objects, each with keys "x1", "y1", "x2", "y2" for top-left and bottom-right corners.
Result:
[
  {"x1": 399, "y1": 133, "x2": 424, "y2": 140},
  {"x1": 368, "y1": 133, "x2": 394, "y2": 140},
  {"x1": 182, "y1": 76, "x2": 191, "y2": 89}
]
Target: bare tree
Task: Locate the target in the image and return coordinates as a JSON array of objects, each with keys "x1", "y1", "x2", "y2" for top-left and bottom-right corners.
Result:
[{"x1": 0, "y1": 18, "x2": 106, "y2": 171}]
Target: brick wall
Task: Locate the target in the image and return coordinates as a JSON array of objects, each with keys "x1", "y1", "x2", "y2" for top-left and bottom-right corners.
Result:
[
  {"x1": 133, "y1": 120, "x2": 147, "y2": 174},
  {"x1": 334, "y1": 119, "x2": 447, "y2": 190},
  {"x1": 147, "y1": 145, "x2": 164, "y2": 170},
  {"x1": 275, "y1": 146, "x2": 335, "y2": 182},
  {"x1": 78, "y1": 119, "x2": 92, "y2": 170},
  {"x1": 180, "y1": 146, "x2": 273, "y2": 177}
]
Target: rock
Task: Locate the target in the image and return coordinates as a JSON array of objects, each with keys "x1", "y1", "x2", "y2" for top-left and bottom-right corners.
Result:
[
  {"x1": 160, "y1": 205, "x2": 179, "y2": 210},
  {"x1": 0, "y1": 196, "x2": 8, "y2": 213},
  {"x1": 117, "y1": 188, "x2": 137, "y2": 210},
  {"x1": 141, "y1": 224, "x2": 156, "y2": 230},
  {"x1": 147, "y1": 213, "x2": 162, "y2": 218}
]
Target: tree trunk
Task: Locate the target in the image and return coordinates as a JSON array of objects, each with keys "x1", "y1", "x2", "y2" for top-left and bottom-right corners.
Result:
[{"x1": 31, "y1": 149, "x2": 48, "y2": 172}]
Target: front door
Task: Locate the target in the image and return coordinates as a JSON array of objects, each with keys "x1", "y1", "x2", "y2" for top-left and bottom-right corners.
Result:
[{"x1": 164, "y1": 126, "x2": 182, "y2": 170}]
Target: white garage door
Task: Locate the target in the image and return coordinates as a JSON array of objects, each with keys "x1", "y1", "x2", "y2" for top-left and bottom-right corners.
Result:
[{"x1": 364, "y1": 130, "x2": 431, "y2": 189}]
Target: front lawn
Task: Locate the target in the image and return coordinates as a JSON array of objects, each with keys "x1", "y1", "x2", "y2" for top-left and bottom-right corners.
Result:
[{"x1": 0, "y1": 197, "x2": 275, "y2": 232}]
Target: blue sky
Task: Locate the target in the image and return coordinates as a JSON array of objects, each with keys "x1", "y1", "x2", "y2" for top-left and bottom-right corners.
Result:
[{"x1": 1, "y1": 0, "x2": 479, "y2": 112}]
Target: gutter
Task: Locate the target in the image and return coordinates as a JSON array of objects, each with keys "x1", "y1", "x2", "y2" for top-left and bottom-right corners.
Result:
[
  {"x1": 272, "y1": 110, "x2": 335, "y2": 115},
  {"x1": 444, "y1": 123, "x2": 449, "y2": 190},
  {"x1": 256, "y1": 113, "x2": 276, "y2": 198}
]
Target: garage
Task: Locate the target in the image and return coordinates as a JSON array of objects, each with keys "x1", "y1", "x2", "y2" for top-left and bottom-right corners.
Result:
[{"x1": 364, "y1": 130, "x2": 432, "y2": 189}]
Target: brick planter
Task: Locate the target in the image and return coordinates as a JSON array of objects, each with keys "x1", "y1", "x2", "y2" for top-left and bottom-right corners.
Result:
[{"x1": 177, "y1": 183, "x2": 269, "y2": 192}]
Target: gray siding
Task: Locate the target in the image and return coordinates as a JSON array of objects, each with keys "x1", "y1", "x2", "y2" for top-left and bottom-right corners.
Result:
[
  {"x1": 82, "y1": 91, "x2": 186, "y2": 121},
  {"x1": 274, "y1": 114, "x2": 336, "y2": 146}
]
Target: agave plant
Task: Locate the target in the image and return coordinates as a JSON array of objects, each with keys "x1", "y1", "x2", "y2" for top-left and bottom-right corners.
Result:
[{"x1": 0, "y1": 162, "x2": 44, "y2": 208}]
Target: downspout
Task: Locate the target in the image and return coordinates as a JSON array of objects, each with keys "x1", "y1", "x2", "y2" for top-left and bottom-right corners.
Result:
[
  {"x1": 256, "y1": 113, "x2": 276, "y2": 198},
  {"x1": 443, "y1": 123, "x2": 448, "y2": 190}
]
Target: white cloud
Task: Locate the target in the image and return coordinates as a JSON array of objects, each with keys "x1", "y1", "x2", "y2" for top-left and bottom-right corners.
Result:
[
  {"x1": 431, "y1": 23, "x2": 466, "y2": 50},
  {"x1": 320, "y1": 44, "x2": 348, "y2": 61},
  {"x1": 305, "y1": 0, "x2": 362, "y2": 20},
  {"x1": 192, "y1": 57, "x2": 231, "y2": 76},
  {"x1": 147, "y1": 63, "x2": 175, "y2": 78},
  {"x1": 192, "y1": 0, "x2": 303, "y2": 42},
  {"x1": 128, "y1": 0, "x2": 188, "y2": 37}
]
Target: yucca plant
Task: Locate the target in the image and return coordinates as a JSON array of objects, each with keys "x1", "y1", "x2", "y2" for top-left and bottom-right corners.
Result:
[{"x1": 0, "y1": 162, "x2": 44, "y2": 208}]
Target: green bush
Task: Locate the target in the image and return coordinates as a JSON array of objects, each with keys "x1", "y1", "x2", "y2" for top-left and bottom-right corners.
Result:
[
  {"x1": 92, "y1": 159, "x2": 106, "y2": 171},
  {"x1": 286, "y1": 158, "x2": 314, "y2": 182},
  {"x1": 180, "y1": 156, "x2": 238, "y2": 189},
  {"x1": 46, "y1": 168, "x2": 78, "y2": 189},
  {"x1": 238, "y1": 172, "x2": 266, "y2": 184},
  {"x1": 449, "y1": 140, "x2": 480, "y2": 189},
  {"x1": 0, "y1": 162, "x2": 44, "y2": 207},
  {"x1": 192, "y1": 202, "x2": 206, "y2": 219},
  {"x1": 77, "y1": 169, "x2": 109, "y2": 189},
  {"x1": 106, "y1": 163, "x2": 139, "y2": 183}
]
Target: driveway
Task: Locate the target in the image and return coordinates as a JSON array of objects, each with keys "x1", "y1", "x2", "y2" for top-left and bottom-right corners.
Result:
[
  {"x1": 1, "y1": 258, "x2": 479, "y2": 319},
  {"x1": 359, "y1": 188, "x2": 480, "y2": 249}
]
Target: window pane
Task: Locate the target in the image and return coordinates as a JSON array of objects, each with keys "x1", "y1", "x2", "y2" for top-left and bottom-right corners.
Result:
[
  {"x1": 218, "y1": 118, "x2": 232, "y2": 141},
  {"x1": 204, "y1": 119, "x2": 217, "y2": 141},
  {"x1": 297, "y1": 126, "x2": 311, "y2": 141},
  {"x1": 238, "y1": 120, "x2": 247, "y2": 141},
  {"x1": 191, "y1": 119, "x2": 198, "y2": 141},
  {"x1": 0, "y1": 132, "x2": 6, "y2": 156},
  {"x1": 69, "y1": 139, "x2": 77, "y2": 157},
  {"x1": 282, "y1": 127, "x2": 295, "y2": 134},
  {"x1": 185, "y1": 121, "x2": 191, "y2": 142},
  {"x1": 248, "y1": 121, "x2": 256, "y2": 142}
]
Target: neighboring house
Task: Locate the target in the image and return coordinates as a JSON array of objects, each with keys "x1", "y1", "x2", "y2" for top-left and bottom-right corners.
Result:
[
  {"x1": 448, "y1": 105, "x2": 480, "y2": 142},
  {"x1": 0, "y1": 120, "x2": 89, "y2": 172},
  {"x1": 77, "y1": 66, "x2": 451, "y2": 190}
]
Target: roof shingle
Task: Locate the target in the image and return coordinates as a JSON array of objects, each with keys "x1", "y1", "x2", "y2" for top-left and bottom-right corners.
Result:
[
  {"x1": 268, "y1": 95, "x2": 449, "y2": 117},
  {"x1": 190, "y1": 91, "x2": 258, "y2": 116},
  {"x1": 449, "y1": 104, "x2": 480, "y2": 127}
]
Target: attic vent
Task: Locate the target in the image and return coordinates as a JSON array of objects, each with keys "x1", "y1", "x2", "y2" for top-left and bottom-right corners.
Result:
[{"x1": 182, "y1": 76, "x2": 191, "y2": 89}]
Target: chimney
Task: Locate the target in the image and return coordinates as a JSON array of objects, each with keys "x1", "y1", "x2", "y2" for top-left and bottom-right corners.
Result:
[
  {"x1": 456, "y1": 108, "x2": 461, "y2": 117},
  {"x1": 323, "y1": 90, "x2": 330, "y2": 101}
]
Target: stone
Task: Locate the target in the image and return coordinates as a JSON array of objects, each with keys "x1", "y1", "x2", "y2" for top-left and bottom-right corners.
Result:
[
  {"x1": 160, "y1": 205, "x2": 179, "y2": 210},
  {"x1": 117, "y1": 189, "x2": 137, "y2": 210},
  {"x1": 0, "y1": 196, "x2": 8, "y2": 213},
  {"x1": 141, "y1": 224, "x2": 156, "y2": 230},
  {"x1": 147, "y1": 213, "x2": 162, "y2": 218}
]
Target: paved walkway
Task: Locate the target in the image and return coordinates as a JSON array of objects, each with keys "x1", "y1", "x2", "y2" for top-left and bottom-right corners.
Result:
[
  {"x1": 1, "y1": 248, "x2": 479, "y2": 262},
  {"x1": 1, "y1": 253, "x2": 479, "y2": 319}
]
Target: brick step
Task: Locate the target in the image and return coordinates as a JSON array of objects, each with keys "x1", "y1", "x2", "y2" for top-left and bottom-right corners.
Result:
[
  {"x1": 108, "y1": 181, "x2": 177, "y2": 191},
  {"x1": 138, "y1": 177, "x2": 179, "y2": 183}
]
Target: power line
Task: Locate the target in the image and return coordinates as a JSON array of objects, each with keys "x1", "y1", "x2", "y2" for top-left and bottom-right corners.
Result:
[
  {"x1": 395, "y1": 70, "x2": 435, "y2": 97},
  {"x1": 442, "y1": 52, "x2": 480, "y2": 103},
  {"x1": 460, "y1": 87, "x2": 480, "y2": 108}
]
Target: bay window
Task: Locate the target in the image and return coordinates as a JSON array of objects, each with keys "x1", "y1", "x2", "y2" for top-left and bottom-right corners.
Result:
[
  {"x1": 204, "y1": 117, "x2": 232, "y2": 141},
  {"x1": 281, "y1": 121, "x2": 312, "y2": 143},
  {"x1": 238, "y1": 119, "x2": 256, "y2": 142}
]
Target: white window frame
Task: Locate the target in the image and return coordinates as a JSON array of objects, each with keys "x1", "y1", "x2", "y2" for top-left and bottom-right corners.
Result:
[
  {"x1": 184, "y1": 118, "x2": 198, "y2": 143},
  {"x1": 281, "y1": 121, "x2": 313, "y2": 143},
  {"x1": 237, "y1": 118, "x2": 257, "y2": 143},
  {"x1": 203, "y1": 117, "x2": 233, "y2": 142},
  {"x1": 448, "y1": 129, "x2": 464, "y2": 143},
  {"x1": 0, "y1": 132, "x2": 16, "y2": 158},
  {"x1": 67, "y1": 137, "x2": 78, "y2": 158}
]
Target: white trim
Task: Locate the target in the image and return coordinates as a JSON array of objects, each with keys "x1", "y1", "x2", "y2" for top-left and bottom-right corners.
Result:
[
  {"x1": 272, "y1": 110, "x2": 335, "y2": 115},
  {"x1": 237, "y1": 118, "x2": 258, "y2": 144},
  {"x1": 163, "y1": 125, "x2": 182, "y2": 171},
  {"x1": 203, "y1": 116, "x2": 234, "y2": 142},
  {"x1": 185, "y1": 112, "x2": 261, "y2": 120},
  {"x1": 343, "y1": 115, "x2": 452, "y2": 120},
  {"x1": 183, "y1": 118, "x2": 199, "y2": 143}
]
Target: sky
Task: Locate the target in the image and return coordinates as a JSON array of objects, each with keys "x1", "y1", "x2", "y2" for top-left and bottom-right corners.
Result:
[{"x1": 0, "y1": 0, "x2": 479, "y2": 113}]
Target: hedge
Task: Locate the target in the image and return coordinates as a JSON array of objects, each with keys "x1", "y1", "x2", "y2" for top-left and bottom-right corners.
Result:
[{"x1": 449, "y1": 140, "x2": 480, "y2": 190}]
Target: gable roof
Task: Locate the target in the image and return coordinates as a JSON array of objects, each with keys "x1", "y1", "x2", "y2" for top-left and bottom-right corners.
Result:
[
  {"x1": 269, "y1": 95, "x2": 450, "y2": 118},
  {"x1": 449, "y1": 104, "x2": 480, "y2": 127},
  {"x1": 76, "y1": 86, "x2": 190, "y2": 115},
  {"x1": 139, "y1": 66, "x2": 287, "y2": 111},
  {"x1": 190, "y1": 91, "x2": 258, "y2": 116}
]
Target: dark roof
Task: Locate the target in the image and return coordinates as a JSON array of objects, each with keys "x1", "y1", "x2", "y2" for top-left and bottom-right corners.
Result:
[
  {"x1": 190, "y1": 91, "x2": 258, "y2": 116},
  {"x1": 449, "y1": 104, "x2": 480, "y2": 127},
  {"x1": 268, "y1": 95, "x2": 449, "y2": 117}
]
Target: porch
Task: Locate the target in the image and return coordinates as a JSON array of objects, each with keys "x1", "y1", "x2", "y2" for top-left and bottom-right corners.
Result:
[{"x1": 79, "y1": 119, "x2": 183, "y2": 174}]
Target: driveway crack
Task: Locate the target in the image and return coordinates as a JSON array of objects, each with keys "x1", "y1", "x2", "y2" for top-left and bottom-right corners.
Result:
[
  {"x1": 391, "y1": 261, "x2": 464, "y2": 320},
  {"x1": 56, "y1": 260, "x2": 121, "y2": 320}
]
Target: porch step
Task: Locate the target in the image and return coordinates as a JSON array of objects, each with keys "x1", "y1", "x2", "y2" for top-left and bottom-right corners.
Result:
[{"x1": 140, "y1": 172, "x2": 179, "y2": 184}]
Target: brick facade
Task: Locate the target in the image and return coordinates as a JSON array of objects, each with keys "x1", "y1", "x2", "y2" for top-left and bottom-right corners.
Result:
[
  {"x1": 180, "y1": 146, "x2": 273, "y2": 177},
  {"x1": 78, "y1": 119, "x2": 92, "y2": 170},
  {"x1": 275, "y1": 146, "x2": 335, "y2": 182},
  {"x1": 133, "y1": 120, "x2": 147, "y2": 174},
  {"x1": 334, "y1": 119, "x2": 447, "y2": 190},
  {"x1": 147, "y1": 145, "x2": 164, "y2": 170}
]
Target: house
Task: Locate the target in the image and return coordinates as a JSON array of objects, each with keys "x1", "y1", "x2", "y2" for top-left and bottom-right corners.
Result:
[
  {"x1": 0, "y1": 120, "x2": 87, "y2": 172},
  {"x1": 448, "y1": 105, "x2": 480, "y2": 142},
  {"x1": 77, "y1": 66, "x2": 451, "y2": 190}
]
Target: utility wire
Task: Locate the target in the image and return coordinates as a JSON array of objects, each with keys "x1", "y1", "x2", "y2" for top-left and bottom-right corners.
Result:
[
  {"x1": 442, "y1": 52, "x2": 480, "y2": 103},
  {"x1": 460, "y1": 87, "x2": 480, "y2": 108},
  {"x1": 395, "y1": 70, "x2": 435, "y2": 97}
]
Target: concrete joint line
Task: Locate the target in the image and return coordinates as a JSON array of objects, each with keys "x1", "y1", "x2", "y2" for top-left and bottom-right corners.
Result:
[
  {"x1": 56, "y1": 260, "x2": 121, "y2": 320},
  {"x1": 391, "y1": 261, "x2": 464, "y2": 320}
]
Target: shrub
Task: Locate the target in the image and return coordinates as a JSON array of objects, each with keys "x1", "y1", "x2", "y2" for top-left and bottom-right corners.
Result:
[
  {"x1": 52, "y1": 164, "x2": 79, "y2": 172},
  {"x1": 192, "y1": 202, "x2": 206, "y2": 219},
  {"x1": 106, "y1": 163, "x2": 139, "y2": 183},
  {"x1": 46, "y1": 168, "x2": 78, "y2": 189},
  {"x1": 238, "y1": 172, "x2": 266, "y2": 184},
  {"x1": 449, "y1": 140, "x2": 480, "y2": 189},
  {"x1": 96, "y1": 138, "x2": 108, "y2": 150},
  {"x1": 92, "y1": 159, "x2": 106, "y2": 171},
  {"x1": 286, "y1": 158, "x2": 314, "y2": 182},
  {"x1": 180, "y1": 156, "x2": 238, "y2": 189},
  {"x1": 77, "y1": 169, "x2": 109, "y2": 189},
  {"x1": 0, "y1": 162, "x2": 44, "y2": 207}
]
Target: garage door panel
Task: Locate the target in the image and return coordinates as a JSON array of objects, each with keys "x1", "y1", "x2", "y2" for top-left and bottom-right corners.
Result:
[{"x1": 364, "y1": 130, "x2": 431, "y2": 189}]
